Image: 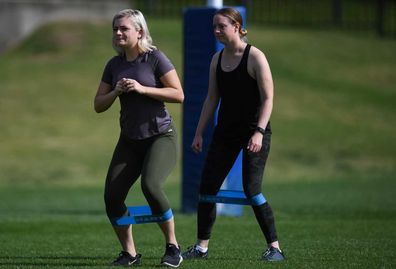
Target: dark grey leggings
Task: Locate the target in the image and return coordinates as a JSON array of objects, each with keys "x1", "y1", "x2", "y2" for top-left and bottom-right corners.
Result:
[
  {"x1": 198, "y1": 131, "x2": 278, "y2": 243},
  {"x1": 104, "y1": 127, "x2": 177, "y2": 221}
]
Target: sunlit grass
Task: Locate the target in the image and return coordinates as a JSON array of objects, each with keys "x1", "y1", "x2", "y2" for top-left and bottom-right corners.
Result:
[{"x1": 1, "y1": 20, "x2": 395, "y2": 185}]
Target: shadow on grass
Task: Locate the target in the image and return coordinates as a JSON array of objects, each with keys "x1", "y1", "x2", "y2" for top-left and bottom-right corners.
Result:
[
  {"x1": 0, "y1": 255, "x2": 245, "y2": 268},
  {"x1": 49, "y1": 209, "x2": 103, "y2": 216},
  {"x1": 0, "y1": 255, "x2": 105, "y2": 267},
  {"x1": 0, "y1": 255, "x2": 173, "y2": 268}
]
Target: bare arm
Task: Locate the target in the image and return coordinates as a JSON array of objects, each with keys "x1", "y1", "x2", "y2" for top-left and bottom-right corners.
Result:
[
  {"x1": 191, "y1": 53, "x2": 221, "y2": 153},
  {"x1": 122, "y1": 69, "x2": 184, "y2": 103},
  {"x1": 247, "y1": 46, "x2": 274, "y2": 152}
]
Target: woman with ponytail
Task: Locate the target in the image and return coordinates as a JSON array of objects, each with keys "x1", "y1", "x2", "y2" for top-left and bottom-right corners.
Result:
[{"x1": 182, "y1": 7, "x2": 285, "y2": 262}]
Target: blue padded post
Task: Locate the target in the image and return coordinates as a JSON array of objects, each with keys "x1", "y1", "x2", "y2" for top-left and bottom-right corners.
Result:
[
  {"x1": 182, "y1": 7, "x2": 220, "y2": 213},
  {"x1": 182, "y1": 6, "x2": 247, "y2": 214}
]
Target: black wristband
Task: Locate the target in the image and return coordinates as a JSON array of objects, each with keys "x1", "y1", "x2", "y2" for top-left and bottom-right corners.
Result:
[{"x1": 255, "y1": 126, "x2": 266, "y2": 135}]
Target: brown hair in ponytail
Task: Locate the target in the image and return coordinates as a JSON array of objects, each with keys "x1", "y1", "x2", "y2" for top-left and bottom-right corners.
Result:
[{"x1": 215, "y1": 7, "x2": 247, "y2": 42}]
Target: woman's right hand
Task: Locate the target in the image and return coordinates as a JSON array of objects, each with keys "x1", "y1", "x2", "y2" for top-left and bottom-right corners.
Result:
[
  {"x1": 114, "y1": 78, "x2": 127, "y2": 96},
  {"x1": 191, "y1": 135, "x2": 203, "y2": 153}
]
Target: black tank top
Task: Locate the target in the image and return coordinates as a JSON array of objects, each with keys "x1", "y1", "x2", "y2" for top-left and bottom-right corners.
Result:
[{"x1": 215, "y1": 44, "x2": 271, "y2": 139}]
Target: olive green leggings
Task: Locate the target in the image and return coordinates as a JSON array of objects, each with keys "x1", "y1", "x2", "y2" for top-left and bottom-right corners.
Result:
[{"x1": 104, "y1": 127, "x2": 177, "y2": 221}]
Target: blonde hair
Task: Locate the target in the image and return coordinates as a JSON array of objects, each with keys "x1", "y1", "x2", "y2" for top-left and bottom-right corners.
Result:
[
  {"x1": 215, "y1": 7, "x2": 248, "y2": 42},
  {"x1": 112, "y1": 9, "x2": 156, "y2": 55}
]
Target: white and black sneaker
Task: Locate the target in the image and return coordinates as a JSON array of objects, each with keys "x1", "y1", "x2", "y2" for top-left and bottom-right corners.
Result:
[
  {"x1": 160, "y1": 243, "x2": 183, "y2": 267},
  {"x1": 111, "y1": 251, "x2": 141, "y2": 266},
  {"x1": 182, "y1": 245, "x2": 208, "y2": 259},
  {"x1": 262, "y1": 246, "x2": 285, "y2": 261}
]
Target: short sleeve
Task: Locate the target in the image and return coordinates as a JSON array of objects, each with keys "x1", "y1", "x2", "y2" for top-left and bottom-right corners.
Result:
[
  {"x1": 101, "y1": 58, "x2": 115, "y2": 85},
  {"x1": 152, "y1": 50, "x2": 174, "y2": 78}
]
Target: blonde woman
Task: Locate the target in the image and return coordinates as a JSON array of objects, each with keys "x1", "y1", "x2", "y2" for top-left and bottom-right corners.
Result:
[{"x1": 94, "y1": 9, "x2": 183, "y2": 267}]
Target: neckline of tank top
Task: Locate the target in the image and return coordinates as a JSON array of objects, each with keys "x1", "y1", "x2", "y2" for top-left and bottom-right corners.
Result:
[{"x1": 220, "y1": 44, "x2": 249, "y2": 73}]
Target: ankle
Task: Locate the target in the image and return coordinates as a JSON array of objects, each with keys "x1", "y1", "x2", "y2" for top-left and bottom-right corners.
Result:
[
  {"x1": 195, "y1": 244, "x2": 208, "y2": 253},
  {"x1": 269, "y1": 241, "x2": 280, "y2": 250},
  {"x1": 167, "y1": 242, "x2": 179, "y2": 248},
  {"x1": 124, "y1": 250, "x2": 137, "y2": 257},
  {"x1": 197, "y1": 239, "x2": 209, "y2": 249}
]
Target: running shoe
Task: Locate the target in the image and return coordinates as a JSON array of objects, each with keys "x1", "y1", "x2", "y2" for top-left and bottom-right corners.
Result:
[
  {"x1": 111, "y1": 251, "x2": 141, "y2": 266},
  {"x1": 262, "y1": 246, "x2": 285, "y2": 261},
  {"x1": 182, "y1": 245, "x2": 208, "y2": 260},
  {"x1": 160, "y1": 243, "x2": 183, "y2": 267}
]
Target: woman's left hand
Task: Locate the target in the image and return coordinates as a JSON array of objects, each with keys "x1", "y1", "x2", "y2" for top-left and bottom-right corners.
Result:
[
  {"x1": 247, "y1": 132, "x2": 263, "y2": 153},
  {"x1": 123, "y1": 79, "x2": 146, "y2": 94}
]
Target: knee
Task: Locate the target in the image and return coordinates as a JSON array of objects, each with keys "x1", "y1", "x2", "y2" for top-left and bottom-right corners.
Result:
[
  {"x1": 104, "y1": 189, "x2": 126, "y2": 219},
  {"x1": 243, "y1": 188, "x2": 267, "y2": 206},
  {"x1": 141, "y1": 181, "x2": 166, "y2": 204},
  {"x1": 104, "y1": 193, "x2": 115, "y2": 209},
  {"x1": 141, "y1": 181, "x2": 159, "y2": 198},
  {"x1": 243, "y1": 180, "x2": 262, "y2": 196}
]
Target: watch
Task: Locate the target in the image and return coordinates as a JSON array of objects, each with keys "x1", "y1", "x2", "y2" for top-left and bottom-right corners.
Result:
[{"x1": 255, "y1": 126, "x2": 266, "y2": 135}]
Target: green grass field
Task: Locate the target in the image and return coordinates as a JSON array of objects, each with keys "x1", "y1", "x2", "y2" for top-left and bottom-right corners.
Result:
[{"x1": 0, "y1": 18, "x2": 395, "y2": 268}]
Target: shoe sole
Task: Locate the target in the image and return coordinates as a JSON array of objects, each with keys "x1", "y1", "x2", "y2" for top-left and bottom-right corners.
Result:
[
  {"x1": 111, "y1": 258, "x2": 141, "y2": 266},
  {"x1": 263, "y1": 256, "x2": 285, "y2": 262},
  {"x1": 182, "y1": 253, "x2": 208, "y2": 259},
  {"x1": 182, "y1": 252, "x2": 208, "y2": 260}
]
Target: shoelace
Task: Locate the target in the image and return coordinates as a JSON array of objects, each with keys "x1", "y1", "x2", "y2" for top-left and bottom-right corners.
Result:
[{"x1": 182, "y1": 245, "x2": 194, "y2": 256}]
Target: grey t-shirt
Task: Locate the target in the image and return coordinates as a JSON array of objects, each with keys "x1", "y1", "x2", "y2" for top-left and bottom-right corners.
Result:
[{"x1": 101, "y1": 49, "x2": 174, "y2": 140}]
